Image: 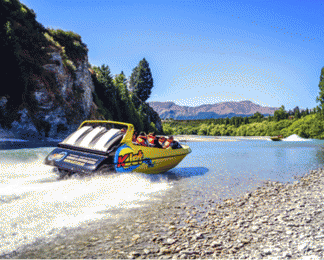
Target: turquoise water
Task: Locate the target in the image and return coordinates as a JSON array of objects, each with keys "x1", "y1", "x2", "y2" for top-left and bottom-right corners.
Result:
[
  {"x1": 1, "y1": 138, "x2": 324, "y2": 255},
  {"x1": 166, "y1": 138, "x2": 324, "y2": 207}
]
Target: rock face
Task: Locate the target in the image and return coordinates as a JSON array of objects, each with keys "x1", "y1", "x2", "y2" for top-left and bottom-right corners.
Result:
[
  {"x1": 1, "y1": 0, "x2": 163, "y2": 140},
  {"x1": 0, "y1": 50, "x2": 163, "y2": 140},
  {"x1": 0, "y1": 51, "x2": 97, "y2": 140},
  {"x1": 148, "y1": 101, "x2": 279, "y2": 120}
]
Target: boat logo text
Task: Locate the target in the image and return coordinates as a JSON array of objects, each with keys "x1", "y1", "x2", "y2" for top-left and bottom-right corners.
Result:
[{"x1": 117, "y1": 150, "x2": 144, "y2": 167}]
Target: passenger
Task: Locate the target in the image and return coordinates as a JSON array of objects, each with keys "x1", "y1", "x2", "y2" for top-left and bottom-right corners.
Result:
[
  {"x1": 121, "y1": 127, "x2": 127, "y2": 134},
  {"x1": 163, "y1": 136, "x2": 174, "y2": 149},
  {"x1": 147, "y1": 132, "x2": 156, "y2": 147},
  {"x1": 136, "y1": 132, "x2": 148, "y2": 146},
  {"x1": 163, "y1": 136, "x2": 182, "y2": 149},
  {"x1": 132, "y1": 131, "x2": 138, "y2": 143},
  {"x1": 155, "y1": 139, "x2": 163, "y2": 148},
  {"x1": 158, "y1": 136, "x2": 167, "y2": 148}
]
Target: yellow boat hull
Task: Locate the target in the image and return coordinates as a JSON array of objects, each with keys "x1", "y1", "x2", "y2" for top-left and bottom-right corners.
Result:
[
  {"x1": 45, "y1": 120, "x2": 192, "y2": 175},
  {"x1": 114, "y1": 142, "x2": 191, "y2": 174}
]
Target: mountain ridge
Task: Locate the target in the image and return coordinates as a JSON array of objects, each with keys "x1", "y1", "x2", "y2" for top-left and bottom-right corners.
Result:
[{"x1": 148, "y1": 100, "x2": 279, "y2": 120}]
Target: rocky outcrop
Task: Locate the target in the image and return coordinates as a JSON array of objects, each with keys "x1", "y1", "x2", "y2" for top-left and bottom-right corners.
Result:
[
  {"x1": 1, "y1": 0, "x2": 163, "y2": 140},
  {"x1": 0, "y1": 51, "x2": 97, "y2": 140},
  {"x1": 0, "y1": 49, "x2": 163, "y2": 139},
  {"x1": 148, "y1": 101, "x2": 279, "y2": 120}
]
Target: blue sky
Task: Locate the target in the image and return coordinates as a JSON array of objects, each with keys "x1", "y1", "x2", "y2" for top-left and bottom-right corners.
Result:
[{"x1": 21, "y1": 0, "x2": 324, "y2": 110}]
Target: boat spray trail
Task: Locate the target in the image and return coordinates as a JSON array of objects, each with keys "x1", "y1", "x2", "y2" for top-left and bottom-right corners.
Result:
[{"x1": 0, "y1": 148, "x2": 171, "y2": 255}]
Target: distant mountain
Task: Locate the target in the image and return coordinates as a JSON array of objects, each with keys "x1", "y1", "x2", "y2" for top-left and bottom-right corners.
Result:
[{"x1": 148, "y1": 101, "x2": 279, "y2": 120}]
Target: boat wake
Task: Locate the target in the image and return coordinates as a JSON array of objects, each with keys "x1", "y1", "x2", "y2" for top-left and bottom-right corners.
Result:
[
  {"x1": 0, "y1": 148, "x2": 171, "y2": 256},
  {"x1": 282, "y1": 134, "x2": 311, "y2": 141}
]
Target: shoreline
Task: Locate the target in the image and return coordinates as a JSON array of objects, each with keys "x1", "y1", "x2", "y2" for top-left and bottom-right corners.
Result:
[
  {"x1": 0, "y1": 135, "x2": 270, "y2": 144},
  {"x1": 175, "y1": 135, "x2": 271, "y2": 142},
  {"x1": 5, "y1": 167, "x2": 324, "y2": 259}
]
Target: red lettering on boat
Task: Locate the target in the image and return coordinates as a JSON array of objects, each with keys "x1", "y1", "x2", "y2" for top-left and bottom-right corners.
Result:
[{"x1": 117, "y1": 154, "x2": 129, "y2": 167}]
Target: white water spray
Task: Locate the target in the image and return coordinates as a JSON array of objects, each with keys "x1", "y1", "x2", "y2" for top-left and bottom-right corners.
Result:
[
  {"x1": 0, "y1": 148, "x2": 171, "y2": 255},
  {"x1": 282, "y1": 134, "x2": 311, "y2": 141}
]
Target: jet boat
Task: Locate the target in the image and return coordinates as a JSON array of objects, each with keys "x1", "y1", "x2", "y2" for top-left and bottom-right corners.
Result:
[
  {"x1": 44, "y1": 120, "x2": 191, "y2": 177},
  {"x1": 270, "y1": 135, "x2": 283, "y2": 141}
]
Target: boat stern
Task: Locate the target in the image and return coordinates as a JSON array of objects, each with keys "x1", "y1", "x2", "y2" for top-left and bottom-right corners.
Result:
[{"x1": 44, "y1": 147, "x2": 108, "y2": 175}]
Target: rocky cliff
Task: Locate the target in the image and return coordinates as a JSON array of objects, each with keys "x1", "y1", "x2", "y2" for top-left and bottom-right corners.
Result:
[
  {"x1": 0, "y1": 0, "x2": 162, "y2": 140},
  {"x1": 148, "y1": 101, "x2": 279, "y2": 120},
  {"x1": 0, "y1": 50, "x2": 97, "y2": 139}
]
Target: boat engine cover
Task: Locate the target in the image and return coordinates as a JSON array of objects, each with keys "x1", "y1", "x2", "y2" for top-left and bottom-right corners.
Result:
[{"x1": 44, "y1": 148, "x2": 107, "y2": 174}]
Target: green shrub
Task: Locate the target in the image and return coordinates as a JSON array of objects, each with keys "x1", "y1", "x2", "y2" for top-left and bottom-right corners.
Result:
[
  {"x1": 161, "y1": 113, "x2": 324, "y2": 139},
  {"x1": 47, "y1": 28, "x2": 88, "y2": 64}
]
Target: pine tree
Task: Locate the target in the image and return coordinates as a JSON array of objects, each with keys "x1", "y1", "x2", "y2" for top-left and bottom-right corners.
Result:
[
  {"x1": 316, "y1": 67, "x2": 324, "y2": 113},
  {"x1": 114, "y1": 72, "x2": 143, "y2": 130},
  {"x1": 294, "y1": 108, "x2": 301, "y2": 119},
  {"x1": 129, "y1": 58, "x2": 154, "y2": 103},
  {"x1": 92, "y1": 65, "x2": 121, "y2": 121},
  {"x1": 114, "y1": 72, "x2": 131, "y2": 121}
]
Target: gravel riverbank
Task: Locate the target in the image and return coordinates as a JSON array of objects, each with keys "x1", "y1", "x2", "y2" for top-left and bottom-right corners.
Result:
[{"x1": 5, "y1": 168, "x2": 324, "y2": 259}]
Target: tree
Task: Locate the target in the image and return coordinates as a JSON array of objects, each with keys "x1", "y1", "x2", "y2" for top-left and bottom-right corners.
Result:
[
  {"x1": 316, "y1": 67, "x2": 324, "y2": 112},
  {"x1": 129, "y1": 58, "x2": 154, "y2": 103},
  {"x1": 294, "y1": 106, "x2": 301, "y2": 119},
  {"x1": 274, "y1": 105, "x2": 288, "y2": 121},
  {"x1": 93, "y1": 65, "x2": 114, "y2": 91},
  {"x1": 316, "y1": 106, "x2": 322, "y2": 114},
  {"x1": 252, "y1": 112, "x2": 263, "y2": 118},
  {"x1": 92, "y1": 65, "x2": 121, "y2": 121},
  {"x1": 114, "y1": 72, "x2": 144, "y2": 131},
  {"x1": 252, "y1": 111, "x2": 264, "y2": 122}
]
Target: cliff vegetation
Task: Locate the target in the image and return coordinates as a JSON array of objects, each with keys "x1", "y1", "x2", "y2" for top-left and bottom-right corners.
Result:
[{"x1": 0, "y1": 0, "x2": 162, "y2": 139}]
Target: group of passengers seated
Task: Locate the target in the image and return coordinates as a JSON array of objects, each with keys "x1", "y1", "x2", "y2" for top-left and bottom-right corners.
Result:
[{"x1": 132, "y1": 132, "x2": 181, "y2": 149}]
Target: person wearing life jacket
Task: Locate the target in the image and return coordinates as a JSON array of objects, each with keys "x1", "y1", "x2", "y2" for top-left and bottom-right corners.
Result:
[
  {"x1": 163, "y1": 136, "x2": 175, "y2": 149},
  {"x1": 158, "y1": 136, "x2": 167, "y2": 148},
  {"x1": 166, "y1": 136, "x2": 182, "y2": 149},
  {"x1": 147, "y1": 132, "x2": 156, "y2": 147},
  {"x1": 136, "y1": 132, "x2": 148, "y2": 146},
  {"x1": 132, "y1": 131, "x2": 138, "y2": 143}
]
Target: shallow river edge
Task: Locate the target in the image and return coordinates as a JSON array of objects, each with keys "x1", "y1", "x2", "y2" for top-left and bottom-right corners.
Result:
[{"x1": 4, "y1": 168, "x2": 324, "y2": 259}]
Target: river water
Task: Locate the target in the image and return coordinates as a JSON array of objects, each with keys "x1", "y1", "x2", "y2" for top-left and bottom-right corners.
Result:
[{"x1": 1, "y1": 137, "x2": 324, "y2": 255}]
